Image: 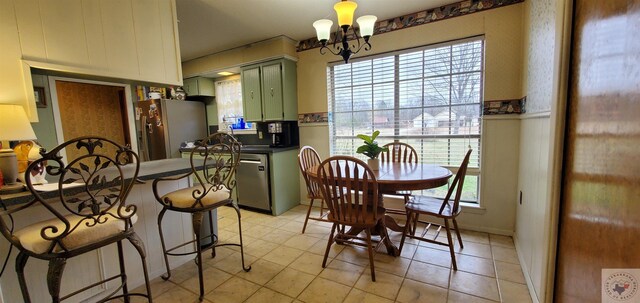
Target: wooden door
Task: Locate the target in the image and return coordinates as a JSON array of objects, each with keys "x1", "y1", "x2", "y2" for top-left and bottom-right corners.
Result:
[
  {"x1": 555, "y1": 1, "x2": 640, "y2": 302},
  {"x1": 261, "y1": 62, "x2": 284, "y2": 121},
  {"x1": 241, "y1": 67, "x2": 263, "y2": 121},
  {"x1": 55, "y1": 81, "x2": 129, "y2": 162}
]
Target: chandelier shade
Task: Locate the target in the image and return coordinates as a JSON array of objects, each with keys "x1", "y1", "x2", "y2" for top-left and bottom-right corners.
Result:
[
  {"x1": 356, "y1": 15, "x2": 377, "y2": 38},
  {"x1": 333, "y1": 0, "x2": 357, "y2": 28},
  {"x1": 313, "y1": 19, "x2": 333, "y2": 42},
  {"x1": 313, "y1": 0, "x2": 376, "y2": 63}
]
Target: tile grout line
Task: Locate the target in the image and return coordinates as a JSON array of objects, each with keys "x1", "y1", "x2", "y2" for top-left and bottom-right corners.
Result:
[
  {"x1": 490, "y1": 236, "x2": 504, "y2": 303},
  {"x1": 159, "y1": 208, "x2": 525, "y2": 303}
]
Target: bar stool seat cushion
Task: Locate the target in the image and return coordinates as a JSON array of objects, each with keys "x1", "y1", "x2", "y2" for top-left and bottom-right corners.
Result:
[
  {"x1": 14, "y1": 211, "x2": 137, "y2": 254},
  {"x1": 161, "y1": 185, "x2": 231, "y2": 209}
]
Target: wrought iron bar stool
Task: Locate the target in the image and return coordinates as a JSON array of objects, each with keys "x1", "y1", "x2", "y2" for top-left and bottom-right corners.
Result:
[
  {"x1": 0, "y1": 136, "x2": 152, "y2": 302},
  {"x1": 152, "y1": 132, "x2": 250, "y2": 301}
]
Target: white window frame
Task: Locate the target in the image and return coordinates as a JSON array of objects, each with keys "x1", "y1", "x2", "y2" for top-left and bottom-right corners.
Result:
[{"x1": 327, "y1": 36, "x2": 484, "y2": 203}]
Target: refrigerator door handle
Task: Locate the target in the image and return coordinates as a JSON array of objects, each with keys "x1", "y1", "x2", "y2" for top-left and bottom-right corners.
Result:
[{"x1": 140, "y1": 115, "x2": 151, "y2": 161}]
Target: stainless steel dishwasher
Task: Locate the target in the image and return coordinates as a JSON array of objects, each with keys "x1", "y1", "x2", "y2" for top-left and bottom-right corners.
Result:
[{"x1": 235, "y1": 153, "x2": 271, "y2": 212}]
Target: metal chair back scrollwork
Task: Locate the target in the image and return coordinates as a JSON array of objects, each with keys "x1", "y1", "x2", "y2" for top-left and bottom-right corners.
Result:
[
  {"x1": 157, "y1": 132, "x2": 241, "y2": 211},
  {"x1": 0, "y1": 136, "x2": 152, "y2": 303}
]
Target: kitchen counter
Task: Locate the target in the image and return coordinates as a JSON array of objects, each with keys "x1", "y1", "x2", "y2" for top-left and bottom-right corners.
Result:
[
  {"x1": 179, "y1": 145, "x2": 299, "y2": 154},
  {"x1": 0, "y1": 158, "x2": 198, "y2": 207}
]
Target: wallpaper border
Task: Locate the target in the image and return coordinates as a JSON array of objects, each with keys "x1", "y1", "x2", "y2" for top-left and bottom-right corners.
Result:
[{"x1": 297, "y1": 0, "x2": 525, "y2": 52}]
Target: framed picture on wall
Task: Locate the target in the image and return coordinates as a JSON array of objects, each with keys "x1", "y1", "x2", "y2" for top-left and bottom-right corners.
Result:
[{"x1": 34, "y1": 86, "x2": 46, "y2": 108}]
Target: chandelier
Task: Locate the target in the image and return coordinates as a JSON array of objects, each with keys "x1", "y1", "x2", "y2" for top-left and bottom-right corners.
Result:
[{"x1": 313, "y1": 0, "x2": 377, "y2": 63}]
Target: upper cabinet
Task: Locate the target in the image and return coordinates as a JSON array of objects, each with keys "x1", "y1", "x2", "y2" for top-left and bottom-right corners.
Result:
[
  {"x1": 241, "y1": 67, "x2": 263, "y2": 121},
  {"x1": 12, "y1": 0, "x2": 182, "y2": 86},
  {"x1": 183, "y1": 77, "x2": 215, "y2": 97},
  {"x1": 241, "y1": 59, "x2": 297, "y2": 122}
]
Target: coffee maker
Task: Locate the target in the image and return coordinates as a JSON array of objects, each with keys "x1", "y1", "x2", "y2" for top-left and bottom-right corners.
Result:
[{"x1": 268, "y1": 122, "x2": 289, "y2": 147}]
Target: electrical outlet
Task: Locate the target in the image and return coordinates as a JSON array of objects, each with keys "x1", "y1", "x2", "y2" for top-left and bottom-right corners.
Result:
[{"x1": 258, "y1": 131, "x2": 263, "y2": 139}]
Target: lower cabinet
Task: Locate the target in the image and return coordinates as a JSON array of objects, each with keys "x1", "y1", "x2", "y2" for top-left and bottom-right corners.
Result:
[
  {"x1": 269, "y1": 149, "x2": 301, "y2": 216},
  {"x1": 235, "y1": 149, "x2": 300, "y2": 216}
]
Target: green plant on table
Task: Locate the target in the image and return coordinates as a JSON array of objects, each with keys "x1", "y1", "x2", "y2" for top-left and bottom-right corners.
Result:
[{"x1": 356, "y1": 130, "x2": 389, "y2": 159}]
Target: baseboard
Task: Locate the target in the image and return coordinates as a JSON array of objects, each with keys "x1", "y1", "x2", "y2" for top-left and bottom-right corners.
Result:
[
  {"x1": 514, "y1": 234, "x2": 542, "y2": 303},
  {"x1": 456, "y1": 223, "x2": 514, "y2": 236}
]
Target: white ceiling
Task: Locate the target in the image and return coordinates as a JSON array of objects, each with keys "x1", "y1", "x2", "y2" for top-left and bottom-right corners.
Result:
[{"x1": 176, "y1": 0, "x2": 458, "y2": 62}]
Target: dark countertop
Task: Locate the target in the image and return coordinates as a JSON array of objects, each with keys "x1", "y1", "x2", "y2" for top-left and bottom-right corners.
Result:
[
  {"x1": 179, "y1": 145, "x2": 299, "y2": 154},
  {"x1": 0, "y1": 158, "x2": 197, "y2": 207}
]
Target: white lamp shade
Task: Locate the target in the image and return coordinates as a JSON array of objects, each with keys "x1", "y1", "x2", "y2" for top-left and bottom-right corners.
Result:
[
  {"x1": 334, "y1": 0, "x2": 357, "y2": 27},
  {"x1": 357, "y1": 15, "x2": 377, "y2": 37},
  {"x1": 313, "y1": 19, "x2": 333, "y2": 41},
  {"x1": 0, "y1": 104, "x2": 37, "y2": 142}
]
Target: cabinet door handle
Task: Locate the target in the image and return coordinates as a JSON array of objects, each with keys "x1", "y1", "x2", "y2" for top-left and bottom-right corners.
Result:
[
  {"x1": 250, "y1": 91, "x2": 254, "y2": 99},
  {"x1": 270, "y1": 88, "x2": 274, "y2": 96}
]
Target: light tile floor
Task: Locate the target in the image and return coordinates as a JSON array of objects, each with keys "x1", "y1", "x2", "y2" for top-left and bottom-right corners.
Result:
[{"x1": 129, "y1": 205, "x2": 532, "y2": 303}]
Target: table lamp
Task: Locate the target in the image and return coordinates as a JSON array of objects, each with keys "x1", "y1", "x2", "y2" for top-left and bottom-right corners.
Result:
[{"x1": 0, "y1": 104, "x2": 37, "y2": 194}]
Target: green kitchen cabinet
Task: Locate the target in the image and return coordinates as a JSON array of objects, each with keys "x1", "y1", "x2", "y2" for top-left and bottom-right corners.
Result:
[
  {"x1": 241, "y1": 59, "x2": 297, "y2": 122},
  {"x1": 268, "y1": 149, "x2": 300, "y2": 216},
  {"x1": 241, "y1": 67, "x2": 263, "y2": 121},
  {"x1": 183, "y1": 76, "x2": 215, "y2": 97}
]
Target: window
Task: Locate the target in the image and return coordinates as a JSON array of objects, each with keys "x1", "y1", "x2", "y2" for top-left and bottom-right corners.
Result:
[
  {"x1": 328, "y1": 37, "x2": 483, "y2": 203},
  {"x1": 215, "y1": 79, "x2": 252, "y2": 130}
]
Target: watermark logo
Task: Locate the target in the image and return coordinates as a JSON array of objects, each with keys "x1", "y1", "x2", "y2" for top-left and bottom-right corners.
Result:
[{"x1": 603, "y1": 269, "x2": 639, "y2": 302}]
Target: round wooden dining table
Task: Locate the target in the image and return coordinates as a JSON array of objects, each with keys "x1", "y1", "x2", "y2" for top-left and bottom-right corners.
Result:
[{"x1": 307, "y1": 161, "x2": 452, "y2": 256}]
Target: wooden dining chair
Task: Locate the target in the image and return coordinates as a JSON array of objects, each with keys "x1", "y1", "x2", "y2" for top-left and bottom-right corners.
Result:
[
  {"x1": 380, "y1": 142, "x2": 418, "y2": 224},
  {"x1": 381, "y1": 142, "x2": 418, "y2": 164},
  {"x1": 0, "y1": 136, "x2": 152, "y2": 303},
  {"x1": 152, "y1": 132, "x2": 251, "y2": 301},
  {"x1": 398, "y1": 149, "x2": 472, "y2": 270},
  {"x1": 317, "y1": 156, "x2": 388, "y2": 281},
  {"x1": 298, "y1": 146, "x2": 330, "y2": 234}
]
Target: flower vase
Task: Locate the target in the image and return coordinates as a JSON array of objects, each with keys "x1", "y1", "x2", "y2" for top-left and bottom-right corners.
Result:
[{"x1": 367, "y1": 158, "x2": 380, "y2": 171}]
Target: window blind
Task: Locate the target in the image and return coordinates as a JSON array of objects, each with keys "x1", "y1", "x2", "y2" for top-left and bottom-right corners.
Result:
[{"x1": 328, "y1": 37, "x2": 484, "y2": 202}]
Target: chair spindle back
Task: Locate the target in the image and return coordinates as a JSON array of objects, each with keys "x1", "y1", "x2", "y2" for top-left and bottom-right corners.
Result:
[
  {"x1": 439, "y1": 149, "x2": 472, "y2": 215},
  {"x1": 381, "y1": 142, "x2": 418, "y2": 163},
  {"x1": 317, "y1": 156, "x2": 379, "y2": 226},
  {"x1": 298, "y1": 146, "x2": 323, "y2": 198}
]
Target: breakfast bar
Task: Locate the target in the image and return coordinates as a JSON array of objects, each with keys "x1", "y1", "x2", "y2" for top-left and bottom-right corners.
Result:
[{"x1": 0, "y1": 158, "x2": 203, "y2": 302}]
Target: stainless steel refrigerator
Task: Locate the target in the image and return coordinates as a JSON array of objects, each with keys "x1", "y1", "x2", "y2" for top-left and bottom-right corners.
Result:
[{"x1": 137, "y1": 99, "x2": 207, "y2": 161}]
